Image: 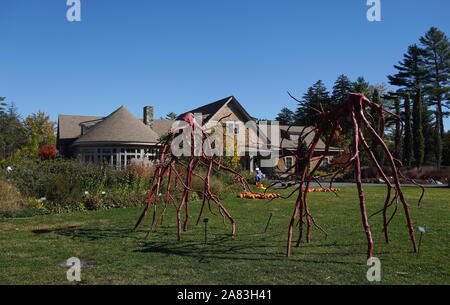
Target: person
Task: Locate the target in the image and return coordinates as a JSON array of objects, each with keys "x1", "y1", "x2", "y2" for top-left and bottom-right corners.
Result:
[{"x1": 255, "y1": 168, "x2": 264, "y2": 187}]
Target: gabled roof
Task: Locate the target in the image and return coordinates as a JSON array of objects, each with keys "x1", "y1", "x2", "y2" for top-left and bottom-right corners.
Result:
[
  {"x1": 73, "y1": 106, "x2": 159, "y2": 145},
  {"x1": 151, "y1": 119, "x2": 178, "y2": 137},
  {"x1": 58, "y1": 115, "x2": 103, "y2": 140},
  {"x1": 260, "y1": 124, "x2": 341, "y2": 152},
  {"x1": 177, "y1": 96, "x2": 254, "y2": 124}
]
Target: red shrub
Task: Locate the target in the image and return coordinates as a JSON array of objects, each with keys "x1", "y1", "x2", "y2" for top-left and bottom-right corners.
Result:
[{"x1": 39, "y1": 145, "x2": 57, "y2": 160}]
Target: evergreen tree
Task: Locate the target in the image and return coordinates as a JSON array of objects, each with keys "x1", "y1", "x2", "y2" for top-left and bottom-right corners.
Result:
[
  {"x1": 442, "y1": 131, "x2": 450, "y2": 166},
  {"x1": 331, "y1": 75, "x2": 353, "y2": 134},
  {"x1": 412, "y1": 89, "x2": 425, "y2": 167},
  {"x1": 388, "y1": 44, "x2": 429, "y2": 167},
  {"x1": 0, "y1": 97, "x2": 7, "y2": 114},
  {"x1": 393, "y1": 97, "x2": 402, "y2": 161},
  {"x1": 295, "y1": 80, "x2": 330, "y2": 126},
  {"x1": 0, "y1": 103, "x2": 26, "y2": 159},
  {"x1": 419, "y1": 27, "x2": 450, "y2": 167},
  {"x1": 352, "y1": 76, "x2": 371, "y2": 96},
  {"x1": 422, "y1": 102, "x2": 437, "y2": 165},
  {"x1": 165, "y1": 112, "x2": 178, "y2": 120},
  {"x1": 388, "y1": 44, "x2": 428, "y2": 91},
  {"x1": 275, "y1": 107, "x2": 295, "y2": 125},
  {"x1": 402, "y1": 93, "x2": 414, "y2": 166},
  {"x1": 331, "y1": 74, "x2": 353, "y2": 105}
]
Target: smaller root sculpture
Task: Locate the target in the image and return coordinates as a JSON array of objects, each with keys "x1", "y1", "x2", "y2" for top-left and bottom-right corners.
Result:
[
  {"x1": 264, "y1": 92, "x2": 422, "y2": 258},
  {"x1": 134, "y1": 113, "x2": 250, "y2": 240}
]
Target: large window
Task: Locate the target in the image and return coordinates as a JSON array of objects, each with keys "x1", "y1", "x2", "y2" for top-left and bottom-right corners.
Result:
[{"x1": 79, "y1": 146, "x2": 160, "y2": 169}]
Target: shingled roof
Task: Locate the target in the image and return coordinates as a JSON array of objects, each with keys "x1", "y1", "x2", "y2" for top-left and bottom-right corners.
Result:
[
  {"x1": 73, "y1": 106, "x2": 160, "y2": 145},
  {"x1": 177, "y1": 96, "x2": 254, "y2": 123},
  {"x1": 261, "y1": 125, "x2": 342, "y2": 152},
  {"x1": 58, "y1": 115, "x2": 103, "y2": 140}
]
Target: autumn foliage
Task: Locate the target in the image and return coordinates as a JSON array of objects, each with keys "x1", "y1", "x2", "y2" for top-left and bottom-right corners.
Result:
[{"x1": 38, "y1": 145, "x2": 57, "y2": 160}]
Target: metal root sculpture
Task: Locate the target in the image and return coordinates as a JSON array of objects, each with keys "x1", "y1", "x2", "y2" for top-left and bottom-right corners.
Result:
[
  {"x1": 264, "y1": 92, "x2": 421, "y2": 258},
  {"x1": 133, "y1": 113, "x2": 251, "y2": 240}
]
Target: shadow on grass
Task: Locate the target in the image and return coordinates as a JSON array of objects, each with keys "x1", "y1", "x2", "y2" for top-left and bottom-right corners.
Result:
[
  {"x1": 32, "y1": 226, "x2": 139, "y2": 241},
  {"x1": 135, "y1": 231, "x2": 366, "y2": 265},
  {"x1": 32, "y1": 225, "x2": 369, "y2": 265}
]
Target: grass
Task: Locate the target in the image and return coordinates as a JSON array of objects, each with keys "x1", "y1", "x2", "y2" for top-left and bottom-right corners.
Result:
[{"x1": 0, "y1": 186, "x2": 449, "y2": 285}]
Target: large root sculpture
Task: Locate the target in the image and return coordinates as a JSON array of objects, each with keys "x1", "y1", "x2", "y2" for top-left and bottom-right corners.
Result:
[
  {"x1": 266, "y1": 92, "x2": 419, "y2": 258},
  {"x1": 133, "y1": 113, "x2": 250, "y2": 241}
]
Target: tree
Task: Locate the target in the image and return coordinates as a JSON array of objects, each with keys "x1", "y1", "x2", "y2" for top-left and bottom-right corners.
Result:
[
  {"x1": 331, "y1": 74, "x2": 353, "y2": 106},
  {"x1": 275, "y1": 107, "x2": 295, "y2": 125},
  {"x1": 0, "y1": 97, "x2": 7, "y2": 114},
  {"x1": 388, "y1": 44, "x2": 428, "y2": 92},
  {"x1": 412, "y1": 89, "x2": 425, "y2": 167},
  {"x1": 370, "y1": 89, "x2": 385, "y2": 163},
  {"x1": 402, "y1": 93, "x2": 414, "y2": 166},
  {"x1": 165, "y1": 112, "x2": 178, "y2": 120},
  {"x1": 419, "y1": 27, "x2": 450, "y2": 167},
  {"x1": 442, "y1": 131, "x2": 450, "y2": 166},
  {"x1": 295, "y1": 80, "x2": 330, "y2": 126},
  {"x1": 352, "y1": 76, "x2": 371, "y2": 96},
  {"x1": 0, "y1": 102, "x2": 26, "y2": 159},
  {"x1": 18, "y1": 111, "x2": 56, "y2": 160},
  {"x1": 331, "y1": 75, "x2": 353, "y2": 135},
  {"x1": 388, "y1": 44, "x2": 429, "y2": 167}
]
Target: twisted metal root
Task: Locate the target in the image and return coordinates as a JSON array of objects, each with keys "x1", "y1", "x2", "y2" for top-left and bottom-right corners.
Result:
[{"x1": 282, "y1": 92, "x2": 420, "y2": 258}]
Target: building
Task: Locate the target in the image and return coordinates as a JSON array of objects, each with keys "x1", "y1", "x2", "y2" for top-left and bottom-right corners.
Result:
[{"x1": 57, "y1": 96, "x2": 342, "y2": 172}]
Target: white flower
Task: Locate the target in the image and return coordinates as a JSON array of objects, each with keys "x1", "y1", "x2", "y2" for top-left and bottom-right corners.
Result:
[
  {"x1": 6, "y1": 166, "x2": 12, "y2": 172},
  {"x1": 84, "y1": 191, "x2": 89, "y2": 195},
  {"x1": 101, "y1": 191, "x2": 106, "y2": 195}
]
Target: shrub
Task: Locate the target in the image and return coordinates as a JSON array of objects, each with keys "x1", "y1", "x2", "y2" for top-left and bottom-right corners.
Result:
[
  {"x1": 39, "y1": 145, "x2": 57, "y2": 161},
  {"x1": 5, "y1": 159, "x2": 153, "y2": 212}
]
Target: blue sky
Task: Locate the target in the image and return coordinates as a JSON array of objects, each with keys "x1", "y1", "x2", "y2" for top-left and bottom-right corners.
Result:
[{"x1": 1, "y1": 0, "x2": 449, "y2": 130}]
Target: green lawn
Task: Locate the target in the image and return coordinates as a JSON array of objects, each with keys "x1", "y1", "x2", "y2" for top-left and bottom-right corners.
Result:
[{"x1": 0, "y1": 186, "x2": 448, "y2": 285}]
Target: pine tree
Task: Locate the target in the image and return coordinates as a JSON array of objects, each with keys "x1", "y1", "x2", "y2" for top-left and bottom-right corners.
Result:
[
  {"x1": 388, "y1": 44, "x2": 428, "y2": 91},
  {"x1": 388, "y1": 45, "x2": 429, "y2": 167},
  {"x1": 275, "y1": 107, "x2": 295, "y2": 125},
  {"x1": 419, "y1": 27, "x2": 450, "y2": 167},
  {"x1": 0, "y1": 97, "x2": 7, "y2": 114},
  {"x1": 393, "y1": 97, "x2": 402, "y2": 161},
  {"x1": 331, "y1": 75, "x2": 353, "y2": 134},
  {"x1": 165, "y1": 112, "x2": 177, "y2": 120},
  {"x1": 402, "y1": 93, "x2": 414, "y2": 166},
  {"x1": 369, "y1": 88, "x2": 384, "y2": 163},
  {"x1": 331, "y1": 75, "x2": 353, "y2": 105},
  {"x1": 295, "y1": 80, "x2": 330, "y2": 126},
  {"x1": 412, "y1": 89, "x2": 425, "y2": 167},
  {"x1": 352, "y1": 76, "x2": 371, "y2": 96}
]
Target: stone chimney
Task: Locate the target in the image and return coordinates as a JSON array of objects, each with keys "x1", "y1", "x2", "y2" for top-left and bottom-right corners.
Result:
[{"x1": 143, "y1": 106, "x2": 153, "y2": 127}]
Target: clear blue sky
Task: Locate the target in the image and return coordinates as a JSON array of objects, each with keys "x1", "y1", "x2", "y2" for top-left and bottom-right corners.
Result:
[{"x1": 1, "y1": 0, "x2": 449, "y2": 130}]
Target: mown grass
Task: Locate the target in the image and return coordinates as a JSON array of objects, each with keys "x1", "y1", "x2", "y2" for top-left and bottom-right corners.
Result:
[{"x1": 0, "y1": 186, "x2": 448, "y2": 285}]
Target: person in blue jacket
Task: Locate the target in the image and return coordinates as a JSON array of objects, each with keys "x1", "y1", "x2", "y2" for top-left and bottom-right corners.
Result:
[{"x1": 255, "y1": 168, "x2": 264, "y2": 187}]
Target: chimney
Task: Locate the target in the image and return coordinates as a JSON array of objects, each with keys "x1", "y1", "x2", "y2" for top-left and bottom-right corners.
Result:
[{"x1": 143, "y1": 106, "x2": 153, "y2": 127}]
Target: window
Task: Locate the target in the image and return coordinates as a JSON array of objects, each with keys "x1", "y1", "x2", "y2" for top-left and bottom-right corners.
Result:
[
  {"x1": 285, "y1": 156, "x2": 293, "y2": 169},
  {"x1": 227, "y1": 122, "x2": 240, "y2": 135},
  {"x1": 79, "y1": 146, "x2": 160, "y2": 170}
]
